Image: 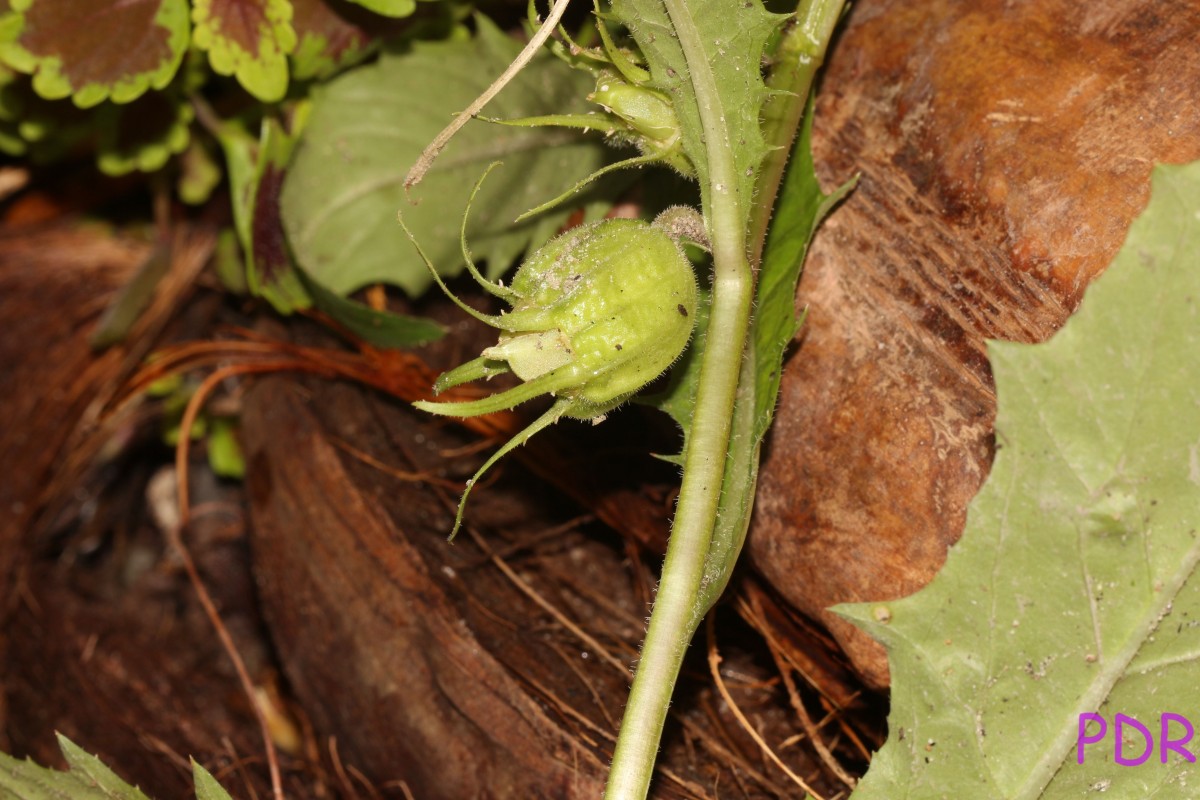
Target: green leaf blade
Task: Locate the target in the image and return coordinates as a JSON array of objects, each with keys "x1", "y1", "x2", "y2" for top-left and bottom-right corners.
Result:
[
  {"x1": 247, "y1": 117, "x2": 311, "y2": 312},
  {"x1": 298, "y1": 266, "x2": 445, "y2": 347},
  {"x1": 752, "y1": 103, "x2": 855, "y2": 440},
  {"x1": 191, "y1": 761, "x2": 234, "y2": 800},
  {"x1": 0, "y1": 735, "x2": 153, "y2": 800},
  {"x1": 841, "y1": 160, "x2": 1200, "y2": 800},
  {"x1": 281, "y1": 16, "x2": 611, "y2": 297}
]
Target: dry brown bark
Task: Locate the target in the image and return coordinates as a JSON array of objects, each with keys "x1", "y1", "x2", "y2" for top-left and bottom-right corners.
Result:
[
  {"x1": 239, "y1": 366, "x2": 848, "y2": 799},
  {"x1": 751, "y1": 0, "x2": 1200, "y2": 688}
]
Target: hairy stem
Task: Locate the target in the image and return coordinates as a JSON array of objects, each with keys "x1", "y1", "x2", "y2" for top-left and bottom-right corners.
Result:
[
  {"x1": 605, "y1": 1, "x2": 847, "y2": 796},
  {"x1": 604, "y1": 0, "x2": 753, "y2": 794}
]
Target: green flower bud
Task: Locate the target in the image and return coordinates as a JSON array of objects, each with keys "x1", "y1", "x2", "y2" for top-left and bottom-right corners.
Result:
[
  {"x1": 591, "y1": 74, "x2": 678, "y2": 147},
  {"x1": 589, "y1": 73, "x2": 693, "y2": 176},
  {"x1": 411, "y1": 216, "x2": 699, "y2": 536}
]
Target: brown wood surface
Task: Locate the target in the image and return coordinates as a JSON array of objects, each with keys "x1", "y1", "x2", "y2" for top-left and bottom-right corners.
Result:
[
  {"x1": 240, "y1": 371, "x2": 842, "y2": 799},
  {"x1": 751, "y1": 0, "x2": 1200, "y2": 688}
]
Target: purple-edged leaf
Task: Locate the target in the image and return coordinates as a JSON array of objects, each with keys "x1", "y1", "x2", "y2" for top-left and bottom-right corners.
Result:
[
  {"x1": 192, "y1": 0, "x2": 296, "y2": 103},
  {"x1": 342, "y1": 0, "x2": 415, "y2": 20},
  {"x1": 290, "y1": 0, "x2": 386, "y2": 81},
  {"x1": 249, "y1": 122, "x2": 308, "y2": 309},
  {"x1": 0, "y1": 0, "x2": 188, "y2": 108},
  {"x1": 216, "y1": 116, "x2": 309, "y2": 313}
]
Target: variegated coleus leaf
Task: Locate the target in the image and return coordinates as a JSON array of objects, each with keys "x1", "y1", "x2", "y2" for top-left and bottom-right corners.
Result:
[
  {"x1": 0, "y1": 0, "x2": 189, "y2": 108},
  {"x1": 192, "y1": 0, "x2": 296, "y2": 102},
  {"x1": 290, "y1": 0, "x2": 388, "y2": 81}
]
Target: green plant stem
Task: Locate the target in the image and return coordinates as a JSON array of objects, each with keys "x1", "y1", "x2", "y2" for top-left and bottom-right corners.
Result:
[
  {"x1": 749, "y1": 0, "x2": 845, "y2": 268},
  {"x1": 604, "y1": 0, "x2": 752, "y2": 795},
  {"x1": 605, "y1": 1, "x2": 846, "y2": 796},
  {"x1": 692, "y1": 0, "x2": 849, "y2": 613}
]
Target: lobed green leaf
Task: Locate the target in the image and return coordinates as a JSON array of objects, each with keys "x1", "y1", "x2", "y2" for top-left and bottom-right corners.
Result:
[{"x1": 841, "y1": 159, "x2": 1200, "y2": 799}]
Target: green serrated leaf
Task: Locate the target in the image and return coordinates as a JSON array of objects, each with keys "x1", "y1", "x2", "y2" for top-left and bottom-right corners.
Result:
[
  {"x1": 193, "y1": 0, "x2": 296, "y2": 102},
  {"x1": 607, "y1": 0, "x2": 781, "y2": 230},
  {"x1": 343, "y1": 0, "x2": 415, "y2": 19},
  {"x1": 191, "y1": 760, "x2": 234, "y2": 800},
  {"x1": 0, "y1": 0, "x2": 188, "y2": 108},
  {"x1": 840, "y1": 160, "x2": 1200, "y2": 799},
  {"x1": 281, "y1": 14, "x2": 612, "y2": 297},
  {"x1": 57, "y1": 735, "x2": 155, "y2": 800},
  {"x1": 752, "y1": 103, "x2": 854, "y2": 440},
  {"x1": 298, "y1": 267, "x2": 445, "y2": 347},
  {"x1": 0, "y1": 734, "x2": 236, "y2": 800},
  {"x1": 0, "y1": 733, "x2": 155, "y2": 799}
]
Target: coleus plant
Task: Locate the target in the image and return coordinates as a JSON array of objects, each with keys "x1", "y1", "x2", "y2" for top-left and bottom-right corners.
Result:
[
  {"x1": 0, "y1": 0, "x2": 450, "y2": 333},
  {"x1": 0, "y1": 0, "x2": 417, "y2": 176}
]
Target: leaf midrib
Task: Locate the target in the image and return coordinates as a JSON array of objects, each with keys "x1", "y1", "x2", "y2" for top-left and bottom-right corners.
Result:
[{"x1": 1012, "y1": 535, "x2": 1200, "y2": 799}]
